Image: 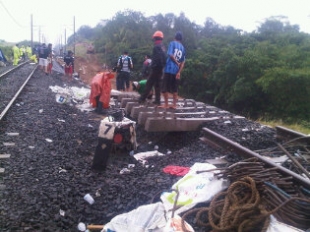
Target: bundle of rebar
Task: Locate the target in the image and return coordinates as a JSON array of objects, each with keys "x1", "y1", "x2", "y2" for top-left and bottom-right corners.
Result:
[{"x1": 181, "y1": 158, "x2": 310, "y2": 231}]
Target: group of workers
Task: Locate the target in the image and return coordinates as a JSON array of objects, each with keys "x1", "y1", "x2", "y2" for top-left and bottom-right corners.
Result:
[
  {"x1": 36, "y1": 43, "x2": 54, "y2": 75},
  {"x1": 11, "y1": 43, "x2": 75, "y2": 79},
  {"x1": 136, "y1": 30, "x2": 185, "y2": 109},
  {"x1": 12, "y1": 44, "x2": 35, "y2": 66},
  {"x1": 89, "y1": 30, "x2": 185, "y2": 173},
  {"x1": 89, "y1": 30, "x2": 185, "y2": 112}
]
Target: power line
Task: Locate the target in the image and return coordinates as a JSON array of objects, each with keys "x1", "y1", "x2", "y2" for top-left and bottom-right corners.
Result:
[{"x1": 0, "y1": 0, "x2": 26, "y2": 28}]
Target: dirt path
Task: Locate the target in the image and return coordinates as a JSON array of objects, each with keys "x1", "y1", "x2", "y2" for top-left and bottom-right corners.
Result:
[{"x1": 75, "y1": 53, "x2": 116, "y2": 89}]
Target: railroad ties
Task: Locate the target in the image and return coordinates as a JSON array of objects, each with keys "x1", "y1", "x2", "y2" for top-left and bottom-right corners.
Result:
[
  {"x1": 116, "y1": 91, "x2": 310, "y2": 183},
  {"x1": 115, "y1": 92, "x2": 245, "y2": 132},
  {"x1": 0, "y1": 133, "x2": 17, "y2": 190},
  {"x1": 0, "y1": 153, "x2": 10, "y2": 190}
]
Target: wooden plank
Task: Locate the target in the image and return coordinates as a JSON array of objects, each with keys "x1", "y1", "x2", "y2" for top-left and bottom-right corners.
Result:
[
  {"x1": 0, "y1": 154, "x2": 11, "y2": 159},
  {"x1": 6, "y1": 132, "x2": 19, "y2": 136},
  {"x1": 3, "y1": 142, "x2": 15, "y2": 146}
]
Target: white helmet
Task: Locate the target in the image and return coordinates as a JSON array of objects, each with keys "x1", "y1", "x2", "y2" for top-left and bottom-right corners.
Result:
[{"x1": 132, "y1": 81, "x2": 139, "y2": 90}]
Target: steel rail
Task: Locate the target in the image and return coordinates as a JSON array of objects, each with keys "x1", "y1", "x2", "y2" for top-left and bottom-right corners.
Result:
[
  {"x1": 0, "y1": 65, "x2": 38, "y2": 121},
  {"x1": 0, "y1": 60, "x2": 29, "y2": 79},
  {"x1": 276, "y1": 125, "x2": 310, "y2": 143},
  {"x1": 200, "y1": 127, "x2": 310, "y2": 188}
]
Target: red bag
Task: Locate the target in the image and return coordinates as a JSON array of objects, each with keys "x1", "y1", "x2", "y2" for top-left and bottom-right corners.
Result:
[{"x1": 162, "y1": 165, "x2": 190, "y2": 176}]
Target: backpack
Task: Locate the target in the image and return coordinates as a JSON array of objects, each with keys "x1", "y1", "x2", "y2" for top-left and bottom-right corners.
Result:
[{"x1": 117, "y1": 56, "x2": 133, "y2": 72}]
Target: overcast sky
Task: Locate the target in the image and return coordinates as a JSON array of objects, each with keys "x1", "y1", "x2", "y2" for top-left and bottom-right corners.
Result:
[{"x1": 1, "y1": 0, "x2": 310, "y2": 44}]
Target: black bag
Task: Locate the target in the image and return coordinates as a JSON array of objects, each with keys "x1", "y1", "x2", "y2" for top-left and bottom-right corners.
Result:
[{"x1": 108, "y1": 109, "x2": 125, "y2": 122}]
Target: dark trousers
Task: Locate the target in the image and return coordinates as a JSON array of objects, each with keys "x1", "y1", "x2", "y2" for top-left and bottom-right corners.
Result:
[
  {"x1": 116, "y1": 73, "x2": 123, "y2": 91},
  {"x1": 140, "y1": 69, "x2": 163, "y2": 103},
  {"x1": 116, "y1": 71, "x2": 130, "y2": 91}
]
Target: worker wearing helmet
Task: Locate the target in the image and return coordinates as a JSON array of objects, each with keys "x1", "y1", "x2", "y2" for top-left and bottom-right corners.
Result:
[{"x1": 139, "y1": 30, "x2": 166, "y2": 105}]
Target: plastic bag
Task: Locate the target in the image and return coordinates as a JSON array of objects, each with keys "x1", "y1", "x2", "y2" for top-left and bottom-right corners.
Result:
[{"x1": 160, "y1": 162, "x2": 228, "y2": 217}]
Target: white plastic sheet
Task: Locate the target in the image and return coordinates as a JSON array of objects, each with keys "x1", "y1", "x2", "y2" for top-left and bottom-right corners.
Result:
[
  {"x1": 160, "y1": 162, "x2": 228, "y2": 217},
  {"x1": 103, "y1": 202, "x2": 167, "y2": 232},
  {"x1": 103, "y1": 202, "x2": 194, "y2": 232}
]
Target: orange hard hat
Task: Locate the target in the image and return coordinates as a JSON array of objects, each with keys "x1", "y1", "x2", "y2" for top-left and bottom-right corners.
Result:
[{"x1": 152, "y1": 31, "x2": 164, "y2": 39}]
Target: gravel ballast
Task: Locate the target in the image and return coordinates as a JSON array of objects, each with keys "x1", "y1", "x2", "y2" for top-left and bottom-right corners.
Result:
[{"x1": 0, "y1": 64, "x2": 280, "y2": 231}]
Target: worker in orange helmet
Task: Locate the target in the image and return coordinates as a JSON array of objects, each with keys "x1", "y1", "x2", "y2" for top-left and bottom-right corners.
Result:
[{"x1": 139, "y1": 30, "x2": 166, "y2": 106}]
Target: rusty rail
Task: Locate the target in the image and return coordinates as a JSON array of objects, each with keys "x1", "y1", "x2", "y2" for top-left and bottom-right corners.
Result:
[
  {"x1": 200, "y1": 127, "x2": 310, "y2": 188},
  {"x1": 276, "y1": 126, "x2": 310, "y2": 143}
]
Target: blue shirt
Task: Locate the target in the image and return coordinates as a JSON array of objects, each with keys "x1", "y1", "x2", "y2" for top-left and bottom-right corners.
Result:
[{"x1": 164, "y1": 41, "x2": 185, "y2": 74}]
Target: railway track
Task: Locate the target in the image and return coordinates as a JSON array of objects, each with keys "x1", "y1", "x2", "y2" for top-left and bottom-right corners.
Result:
[
  {"x1": 0, "y1": 61, "x2": 37, "y2": 121},
  {"x1": 117, "y1": 92, "x2": 310, "y2": 230},
  {"x1": 118, "y1": 92, "x2": 310, "y2": 186},
  {"x1": 0, "y1": 64, "x2": 309, "y2": 231},
  {"x1": 200, "y1": 126, "x2": 310, "y2": 186}
]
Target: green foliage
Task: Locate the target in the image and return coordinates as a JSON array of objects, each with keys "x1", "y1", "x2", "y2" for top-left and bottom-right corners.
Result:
[
  {"x1": 68, "y1": 13, "x2": 310, "y2": 122},
  {"x1": 0, "y1": 45, "x2": 13, "y2": 61},
  {"x1": 257, "y1": 67, "x2": 310, "y2": 120}
]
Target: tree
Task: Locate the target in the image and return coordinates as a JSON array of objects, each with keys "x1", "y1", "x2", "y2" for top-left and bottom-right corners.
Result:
[{"x1": 66, "y1": 10, "x2": 310, "y2": 122}]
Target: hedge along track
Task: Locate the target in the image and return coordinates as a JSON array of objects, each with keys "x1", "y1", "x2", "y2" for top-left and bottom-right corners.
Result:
[{"x1": 0, "y1": 61, "x2": 37, "y2": 183}]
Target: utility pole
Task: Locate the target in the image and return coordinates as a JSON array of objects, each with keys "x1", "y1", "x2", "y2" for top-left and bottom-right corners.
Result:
[
  {"x1": 73, "y1": 16, "x2": 76, "y2": 73},
  {"x1": 30, "y1": 14, "x2": 33, "y2": 50},
  {"x1": 59, "y1": 35, "x2": 62, "y2": 56},
  {"x1": 64, "y1": 28, "x2": 67, "y2": 55},
  {"x1": 39, "y1": 26, "x2": 41, "y2": 44},
  {"x1": 73, "y1": 16, "x2": 76, "y2": 56}
]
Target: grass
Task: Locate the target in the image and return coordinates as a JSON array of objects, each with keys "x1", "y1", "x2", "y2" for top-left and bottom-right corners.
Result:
[{"x1": 257, "y1": 119, "x2": 310, "y2": 135}]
